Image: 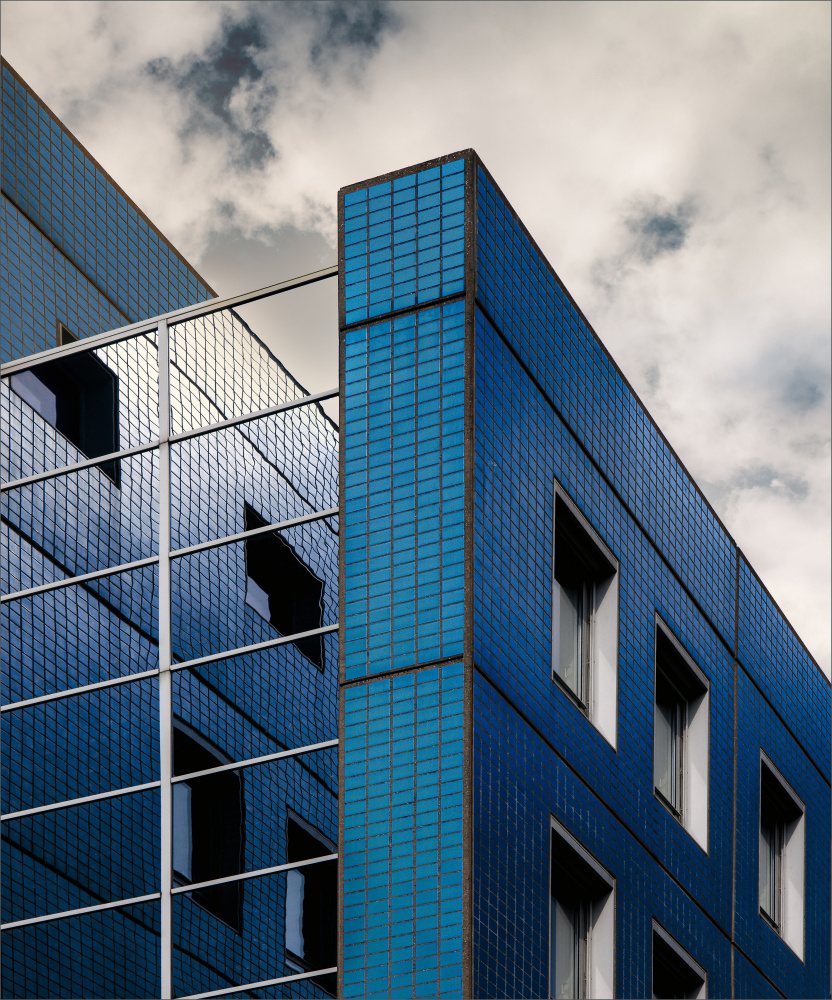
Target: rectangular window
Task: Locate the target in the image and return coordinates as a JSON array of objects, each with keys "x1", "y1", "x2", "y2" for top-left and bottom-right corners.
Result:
[
  {"x1": 285, "y1": 812, "x2": 336, "y2": 996},
  {"x1": 652, "y1": 922, "x2": 707, "y2": 999},
  {"x1": 550, "y1": 818, "x2": 615, "y2": 1000},
  {"x1": 244, "y1": 503, "x2": 325, "y2": 668},
  {"x1": 9, "y1": 340, "x2": 120, "y2": 486},
  {"x1": 552, "y1": 484, "x2": 619, "y2": 747},
  {"x1": 653, "y1": 619, "x2": 710, "y2": 849},
  {"x1": 759, "y1": 754, "x2": 805, "y2": 958},
  {"x1": 173, "y1": 721, "x2": 244, "y2": 932}
]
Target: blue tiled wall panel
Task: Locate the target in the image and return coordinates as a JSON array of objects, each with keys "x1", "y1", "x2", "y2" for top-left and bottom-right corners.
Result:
[
  {"x1": 738, "y1": 556, "x2": 831, "y2": 778},
  {"x1": 475, "y1": 167, "x2": 736, "y2": 648},
  {"x1": 1, "y1": 198, "x2": 128, "y2": 362},
  {"x1": 1, "y1": 902, "x2": 161, "y2": 1000},
  {"x1": 733, "y1": 950, "x2": 786, "y2": 1000},
  {"x1": 472, "y1": 672, "x2": 733, "y2": 999},
  {"x1": 343, "y1": 300, "x2": 466, "y2": 681},
  {"x1": 342, "y1": 662, "x2": 464, "y2": 1000},
  {"x1": 2, "y1": 64, "x2": 211, "y2": 347},
  {"x1": 733, "y1": 668, "x2": 830, "y2": 998},
  {"x1": 343, "y1": 158, "x2": 465, "y2": 325},
  {"x1": 473, "y1": 306, "x2": 734, "y2": 924}
]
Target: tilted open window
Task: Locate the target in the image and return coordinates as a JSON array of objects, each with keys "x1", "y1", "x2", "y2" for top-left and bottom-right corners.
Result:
[
  {"x1": 244, "y1": 503, "x2": 325, "y2": 668},
  {"x1": 9, "y1": 325, "x2": 120, "y2": 485},
  {"x1": 552, "y1": 484, "x2": 619, "y2": 747},
  {"x1": 653, "y1": 619, "x2": 710, "y2": 850},
  {"x1": 550, "y1": 818, "x2": 615, "y2": 1000},
  {"x1": 759, "y1": 754, "x2": 804, "y2": 958},
  {"x1": 285, "y1": 812, "x2": 336, "y2": 995},
  {"x1": 173, "y1": 721, "x2": 244, "y2": 932},
  {"x1": 652, "y1": 922, "x2": 707, "y2": 999}
]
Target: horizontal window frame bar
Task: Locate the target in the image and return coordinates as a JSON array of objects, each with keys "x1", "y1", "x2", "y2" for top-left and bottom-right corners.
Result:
[
  {"x1": 1, "y1": 439, "x2": 158, "y2": 493},
  {"x1": 0, "y1": 891, "x2": 161, "y2": 931},
  {"x1": 1, "y1": 554, "x2": 159, "y2": 604},
  {"x1": 1, "y1": 668, "x2": 160, "y2": 714},
  {"x1": 171, "y1": 853, "x2": 338, "y2": 895},
  {"x1": 0, "y1": 739, "x2": 339, "y2": 820},
  {"x1": 1, "y1": 780, "x2": 161, "y2": 823},
  {"x1": 1, "y1": 624, "x2": 339, "y2": 713},
  {"x1": 1, "y1": 387, "x2": 338, "y2": 494},
  {"x1": 168, "y1": 387, "x2": 338, "y2": 446},
  {"x1": 0, "y1": 266, "x2": 339, "y2": 378},
  {"x1": 170, "y1": 507, "x2": 339, "y2": 560},
  {"x1": 170, "y1": 623, "x2": 339, "y2": 672},
  {"x1": 179, "y1": 967, "x2": 338, "y2": 1000},
  {"x1": 171, "y1": 738, "x2": 339, "y2": 783},
  {"x1": 0, "y1": 506, "x2": 339, "y2": 603}
]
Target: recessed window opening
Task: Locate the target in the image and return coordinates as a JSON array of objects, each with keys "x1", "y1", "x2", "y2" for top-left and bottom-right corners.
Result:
[
  {"x1": 173, "y1": 721, "x2": 244, "y2": 932},
  {"x1": 759, "y1": 755, "x2": 804, "y2": 957},
  {"x1": 550, "y1": 818, "x2": 614, "y2": 1000},
  {"x1": 9, "y1": 329, "x2": 120, "y2": 485},
  {"x1": 653, "y1": 620, "x2": 710, "y2": 849},
  {"x1": 244, "y1": 503, "x2": 325, "y2": 668},
  {"x1": 652, "y1": 923, "x2": 707, "y2": 999},
  {"x1": 285, "y1": 812, "x2": 336, "y2": 996},
  {"x1": 552, "y1": 485, "x2": 619, "y2": 747}
]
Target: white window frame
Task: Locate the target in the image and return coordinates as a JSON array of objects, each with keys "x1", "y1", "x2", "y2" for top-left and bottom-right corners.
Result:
[
  {"x1": 550, "y1": 816, "x2": 616, "y2": 999},
  {"x1": 552, "y1": 481, "x2": 619, "y2": 749},
  {"x1": 651, "y1": 920, "x2": 707, "y2": 998},
  {"x1": 653, "y1": 617, "x2": 710, "y2": 851},
  {"x1": 759, "y1": 752, "x2": 805, "y2": 960}
]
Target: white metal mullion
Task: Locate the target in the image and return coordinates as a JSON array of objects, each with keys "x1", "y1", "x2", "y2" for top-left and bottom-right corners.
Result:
[
  {"x1": 0, "y1": 440, "x2": 159, "y2": 493},
  {"x1": 1, "y1": 626, "x2": 338, "y2": 715},
  {"x1": 0, "y1": 892, "x2": 163, "y2": 931},
  {"x1": 168, "y1": 387, "x2": 338, "y2": 446},
  {"x1": 0, "y1": 387, "x2": 337, "y2": 494},
  {"x1": 1, "y1": 623, "x2": 339, "y2": 713},
  {"x1": 0, "y1": 266, "x2": 338, "y2": 378},
  {"x1": 169, "y1": 623, "x2": 339, "y2": 673},
  {"x1": 169, "y1": 507, "x2": 339, "y2": 561},
  {"x1": 178, "y1": 968, "x2": 338, "y2": 999},
  {"x1": 1, "y1": 668, "x2": 159, "y2": 714},
  {"x1": 170, "y1": 853, "x2": 338, "y2": 894},
  {"x1": 0, "y1": 554, "x2": 159, "y2": 604},
  {"x1": 157, "y1": 318, "x2": 173, "y2": 1000},
  {"x1": 1, "y1": 780, "x2": 161, "y2": 822},
  {"x1": 170, "y1": 738, "x2": 339, "y2": 783},
  {"x1": 0, "y1": 508, "x2": 339, "y2": 604}
]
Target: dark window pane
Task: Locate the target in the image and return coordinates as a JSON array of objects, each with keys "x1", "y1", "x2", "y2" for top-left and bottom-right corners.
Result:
[
  {"x1": 173, "y1": 725, "x2": 243, "y2": 932},
  {"x1": 244, "y1": 504, "x2": 325, "y2": 668}
]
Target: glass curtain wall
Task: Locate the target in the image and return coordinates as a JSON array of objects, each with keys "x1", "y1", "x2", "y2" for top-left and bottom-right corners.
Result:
[{"x1": 1, "y1": 273, "x2": 340, "y2": 999}]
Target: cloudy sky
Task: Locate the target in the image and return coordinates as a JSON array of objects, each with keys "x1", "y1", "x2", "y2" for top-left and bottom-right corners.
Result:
[{"x1": 2, "y1": 0, "x2": 829, "y2": 671}]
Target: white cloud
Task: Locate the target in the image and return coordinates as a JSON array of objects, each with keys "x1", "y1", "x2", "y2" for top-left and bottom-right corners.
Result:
[{"x1": 2, "y1": 0, "x2": 829, "y2": 670}]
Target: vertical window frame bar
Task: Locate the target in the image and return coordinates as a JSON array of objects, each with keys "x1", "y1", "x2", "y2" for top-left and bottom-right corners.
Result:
[{"x1": 157, "y1": 317, "x2": 173, "y2": 1000}]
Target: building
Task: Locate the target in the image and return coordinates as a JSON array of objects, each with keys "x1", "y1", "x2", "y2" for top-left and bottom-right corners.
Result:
[{"x1": 2, "y1": 59, "x2": 830, "y2": 1000}]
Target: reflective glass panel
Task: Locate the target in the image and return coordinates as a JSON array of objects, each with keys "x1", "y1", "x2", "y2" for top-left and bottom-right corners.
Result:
[
  {"x1": 1, "y1": 900, "x2": 160, "y2": 1000},
  {"x1": 2, "y1": 789, "x2": 159, "y2": 923},
  {"x1": 2, "y1": 676, "x2": 158, "y2": 813},
  {"x1": 2, "y1": 561, "x2": 159, "y2": 705}
]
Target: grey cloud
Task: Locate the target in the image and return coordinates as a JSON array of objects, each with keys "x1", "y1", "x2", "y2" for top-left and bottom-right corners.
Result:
[
  {"x1": 304, "y1": 0, "x2": 400, "y2": 72},
  {"x1": 779, "y1": 366, "x2": 827, "y2": 413},
  {"x1": 624, "y1": 197, "x2": 698, "y2": 263},
  {"x1": 731, "y1": 464, "x2": 810, "y2": 501},
  {"x1": 147, "y1": 17, "x2": 277, "y2": 170},
  {"x1": 591, "y1": 195, "x2": 699, "y2": 294}
]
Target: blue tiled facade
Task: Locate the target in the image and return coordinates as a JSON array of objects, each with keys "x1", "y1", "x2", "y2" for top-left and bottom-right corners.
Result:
[
  {"x1": 339, "y1": 150, "x2": 830, "y2": 999},
  {"x1": 2, "y1": 55, "x2": 829, "y2": 998},
  {"x1": 1, "y1": 62, "x2": 213, "y2": 363}
]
